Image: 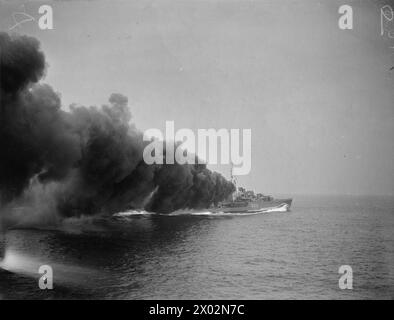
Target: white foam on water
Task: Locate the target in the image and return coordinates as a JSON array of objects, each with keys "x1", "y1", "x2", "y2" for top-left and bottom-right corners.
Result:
[
  {"x1": 0, "y1": 249, "x2": 41, "y2": 276},
  {"x1": 0, "y1": 248, "x2": 101, "y2": 286},
  {"x1": 166, "y1": 207, "x2": 289, "y2": 217},
  {"x1": 262, "y1": 204, "x2": 289, "y2": 213},
  {"x1": 113, "y1": 210, "x2": 152, "y2": 217},
  {"x1": 112, "y1": 204, "x2": 290, "y2": 218}
]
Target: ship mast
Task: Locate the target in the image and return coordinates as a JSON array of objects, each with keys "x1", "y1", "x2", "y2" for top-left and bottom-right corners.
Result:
[{"x1": 231, "y1": 162, "x2": 237, "y2": 201}]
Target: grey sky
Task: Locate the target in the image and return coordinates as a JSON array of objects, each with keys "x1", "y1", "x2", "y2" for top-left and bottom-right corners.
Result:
[{"x1": 1, "y1": 0, "x2": 393, "y2": 196}]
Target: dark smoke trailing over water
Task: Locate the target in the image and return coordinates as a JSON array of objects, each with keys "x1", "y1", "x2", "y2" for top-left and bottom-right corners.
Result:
[{"x1": 0, "y1": 32, "x2": 234, "y2": 222}]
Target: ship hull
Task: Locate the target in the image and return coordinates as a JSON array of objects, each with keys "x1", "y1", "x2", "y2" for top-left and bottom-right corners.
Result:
[{"x1": 212, "y1": 198, "x2": 292, "y2": 213}]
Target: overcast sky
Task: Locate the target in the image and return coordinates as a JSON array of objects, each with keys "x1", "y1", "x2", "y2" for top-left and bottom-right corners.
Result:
[{"x1": 1, "y1": 0, "x2": 393, "y2": 196}]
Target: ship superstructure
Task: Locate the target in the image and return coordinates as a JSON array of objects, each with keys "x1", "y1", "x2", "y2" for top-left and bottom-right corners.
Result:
[{"x1": 212, "y1": 164, "x2": 292, "y2": 213}]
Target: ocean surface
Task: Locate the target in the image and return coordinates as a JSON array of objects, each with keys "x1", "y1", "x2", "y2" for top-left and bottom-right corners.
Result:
[{"x1": 0, "y1": 195, "x2": 393, "y2": 300}]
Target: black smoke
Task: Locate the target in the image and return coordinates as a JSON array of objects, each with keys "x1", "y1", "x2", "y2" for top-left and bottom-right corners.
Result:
[{"x1": 0, "y1": 32, "x2": 234, "y2": 218}]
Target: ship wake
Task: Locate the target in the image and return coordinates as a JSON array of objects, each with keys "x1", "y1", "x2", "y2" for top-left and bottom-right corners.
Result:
[{"x1": 113, "y1": 204, "x2": 290, "y2": 218}]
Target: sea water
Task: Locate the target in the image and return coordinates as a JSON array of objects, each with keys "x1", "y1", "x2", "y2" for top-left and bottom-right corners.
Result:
[{"x1": 0, "y1": 195, "x2": 393, "y2": 299}]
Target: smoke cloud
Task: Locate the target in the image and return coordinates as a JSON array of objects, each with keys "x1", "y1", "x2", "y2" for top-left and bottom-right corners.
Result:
[{"x1": 0, "y1": 32, "x2": 234, "y2": 222}]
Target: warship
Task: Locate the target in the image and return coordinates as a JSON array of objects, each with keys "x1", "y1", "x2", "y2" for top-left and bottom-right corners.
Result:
[{"x1": 212, "y1": 165, "x2": 292, "y2": 214}]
